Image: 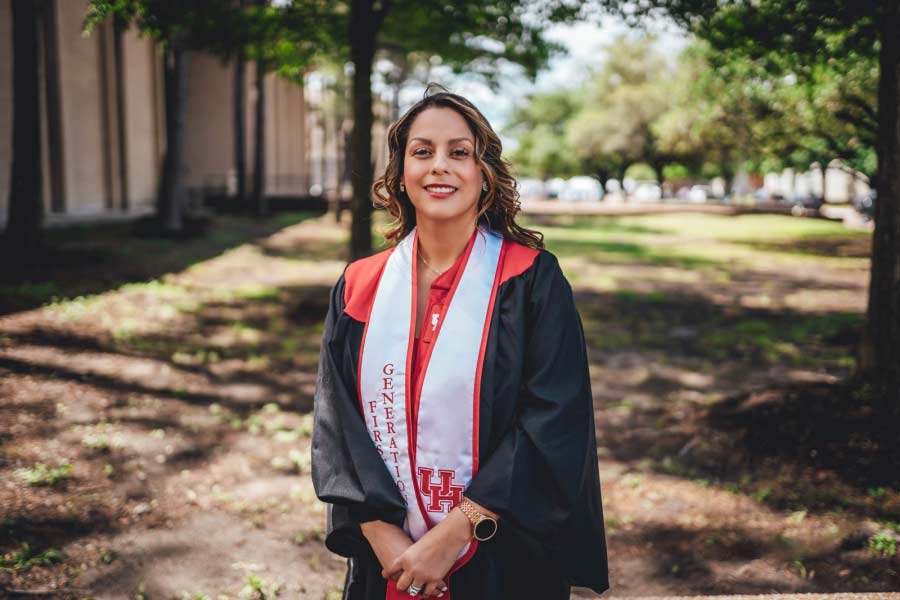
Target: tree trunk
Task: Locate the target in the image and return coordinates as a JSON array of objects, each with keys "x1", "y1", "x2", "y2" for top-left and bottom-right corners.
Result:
[
  {"x1": 858, "y1": 0, "x2": 900, "y2": 413},
  {"x1": 234, "y1": 46, "x2": 247, "y2": 205},
  {"x1": 723, "y1": 175, "x2": 734, "y2": 197},
  {"x1": 157, "y1": 38, "x2": 190, "y2": 234},
  {"x1": 252, "y1": 59, "x2": 267, "y2": 217},
  {"x1": 338, "y1": 125, "x2": 352, "y2": 223},
  {"x1": 595, "y1": 168, "x2": 611, "y2": 192},
  {"x1": 349, "y1": 0, "x2": 380, "y2": 259},
  {"x1": 616, "y1": 163, "x2": 631, "y2": 198},
  {"x1": 652, "y1": 162, "x2": 665, "y2": 188},
  {"x1": 3, "y1": 0, "x2": 44, "y2": 265},
  {"x1": 721, "y1": 164, "x2": 736, "y2": 196}
]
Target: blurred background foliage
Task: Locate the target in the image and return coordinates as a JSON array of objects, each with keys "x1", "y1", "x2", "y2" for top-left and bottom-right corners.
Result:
[{"x1": 508, "y1": 34, "x2": 877, "y2": 188}]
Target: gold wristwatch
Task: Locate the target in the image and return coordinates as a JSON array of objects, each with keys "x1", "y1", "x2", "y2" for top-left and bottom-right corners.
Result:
[{"x1": 457, "y1": 497, "x2": 498, "y2": 541}]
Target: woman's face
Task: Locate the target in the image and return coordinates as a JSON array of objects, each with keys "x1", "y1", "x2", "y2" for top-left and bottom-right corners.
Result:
[{"x1": 402, "y1": 107, "x2": 484, "y2": 226}]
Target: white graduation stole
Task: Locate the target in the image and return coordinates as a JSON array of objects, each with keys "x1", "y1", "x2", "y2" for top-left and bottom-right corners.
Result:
[{"x1": 357, "y1": 225, "x2": 503, "y2": 561}]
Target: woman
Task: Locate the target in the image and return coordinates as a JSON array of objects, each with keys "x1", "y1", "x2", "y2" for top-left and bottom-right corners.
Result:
[{"x1": 312, "y1": 86, "x2": 609, "y2": 600}]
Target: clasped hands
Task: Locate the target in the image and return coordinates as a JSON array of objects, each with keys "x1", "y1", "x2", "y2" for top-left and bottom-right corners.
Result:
[{"x1": 362, "y1": 507, "x2": 473, "y2": 598}]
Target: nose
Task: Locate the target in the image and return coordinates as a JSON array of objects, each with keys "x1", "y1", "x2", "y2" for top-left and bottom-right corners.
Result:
[{"x1": 430, "y1": 152, "x2": 450, "y2": 174}]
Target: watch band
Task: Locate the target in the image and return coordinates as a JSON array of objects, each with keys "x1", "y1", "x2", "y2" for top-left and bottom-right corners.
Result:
[{"x1": 458, "y1": 497, "x2": 498, "y2": 541}]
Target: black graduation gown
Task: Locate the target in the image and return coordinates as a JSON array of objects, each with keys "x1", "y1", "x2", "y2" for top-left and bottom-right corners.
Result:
[{"x1": 311, "y1": 247, "x2": 610, "y2": 599}]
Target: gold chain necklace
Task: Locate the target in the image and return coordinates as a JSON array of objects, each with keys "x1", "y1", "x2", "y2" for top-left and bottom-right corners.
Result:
[{"x1": 417, "y1": 252, "x2": 444, "y2": 277}]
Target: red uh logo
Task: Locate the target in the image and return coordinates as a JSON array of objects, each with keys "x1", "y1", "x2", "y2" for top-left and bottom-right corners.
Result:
[{"x1": 417, "y1": 467, "x2": 463, "y2": 513}]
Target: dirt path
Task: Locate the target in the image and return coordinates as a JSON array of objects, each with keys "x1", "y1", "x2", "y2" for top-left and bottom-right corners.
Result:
[{"x1": 1, "y1": 214, "x2": 897, "y2": 599}]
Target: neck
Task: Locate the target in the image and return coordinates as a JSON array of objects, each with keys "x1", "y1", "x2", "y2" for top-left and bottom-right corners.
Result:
[{"x1": 416, "y1": 216, "x2": 477, "y2": 271}]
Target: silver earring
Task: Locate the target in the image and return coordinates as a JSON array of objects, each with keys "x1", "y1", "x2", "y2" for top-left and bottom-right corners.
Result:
[
  {"x1": 400, "y1": 182, "x2": 405, "y2": 192},
  {"x1": 482, "y1": 181, "x2": 489, "y2": 192}
]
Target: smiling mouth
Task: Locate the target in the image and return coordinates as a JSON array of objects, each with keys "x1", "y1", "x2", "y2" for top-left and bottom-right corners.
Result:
[{"x1": 424, "y1": 185, "x2": 458, "y2": 194}]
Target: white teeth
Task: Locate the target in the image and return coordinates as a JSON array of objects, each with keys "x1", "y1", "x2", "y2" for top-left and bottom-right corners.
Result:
[{"x1": 427, "y1": 186, "x2": 455, "y2": 193}]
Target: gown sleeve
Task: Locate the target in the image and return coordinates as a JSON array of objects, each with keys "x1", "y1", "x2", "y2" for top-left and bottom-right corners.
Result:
[
  {"x1": 464, "y1": 251, "x2": 599, "y2": 539},
  {"x1": 311, "y1": 270, "x2": 408, "y2": 558}
]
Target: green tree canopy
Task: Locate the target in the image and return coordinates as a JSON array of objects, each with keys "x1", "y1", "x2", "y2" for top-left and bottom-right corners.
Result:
[
  {"x1": 507, "y1": 34, "x2": 679, "y2": 184},
  {"x1": 506, "y1": 90, "x2": 582, "y2": 178},
  {"x1": 591, "y1": 0, "x2": 900, "y2": 415}
]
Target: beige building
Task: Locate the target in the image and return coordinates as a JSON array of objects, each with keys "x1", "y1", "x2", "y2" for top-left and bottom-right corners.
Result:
[
  {"x1": 0, "y1": 0, "x2": 164, "y2": 225},
  {"x1": 0, "y1": 0, "x2": 343, "y2": 229},
  {"x1": 182, "y1": 53, "x2": 314, "y2": 199}
]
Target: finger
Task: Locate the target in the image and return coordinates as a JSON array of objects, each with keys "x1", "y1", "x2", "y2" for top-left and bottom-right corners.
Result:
[
  {"x1": 422, "y1": 580, "x2": 443, "y2": 598},
  {"x1": 395, "y1": 570, "x2": 414, "y2": 594},
  {"x1": 383, "y1": 559, "x2": 403, "y2": 581},
  {"x1": 426, "y1": 579, "x2": 449, "y2": 598}
]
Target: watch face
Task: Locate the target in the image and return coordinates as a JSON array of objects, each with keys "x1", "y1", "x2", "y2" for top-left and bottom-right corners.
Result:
[{"x1": 474, "y1": 517, "x2": 498, "y2": 541}]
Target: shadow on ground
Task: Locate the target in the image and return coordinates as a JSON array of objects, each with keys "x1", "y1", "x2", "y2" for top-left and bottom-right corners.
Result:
[
  {"x1": 0, "y1": 211, "x2": 322, "y2": 317},
  {"x1": 575, "y1": 287, "x2": 899, "y2": 518}
]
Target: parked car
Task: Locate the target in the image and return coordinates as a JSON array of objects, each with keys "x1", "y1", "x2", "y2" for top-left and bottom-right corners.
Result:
[
  {"x1": 632, "y1": 180, "x2": 662, "y2": 203},
  {"x1": 605, "y1": 178, "x2": 622, "y2": 194},
  {"x1": 853, "y1": 189, "x2": 876, "y2": 220},
  {"x1": 545, "y1": 178, "x2": 567, "y2": 200},
  {"x1": 687, "y1": 185, "x2": 710, "y2": 203},
  {"x1": 559, "y1": 176, "x2": 604, "y2": 202},
  {"x1": 752, "y1": 188, "x2": 772, "y2": 204},
  {"x1": 785, "y1": 193, "x2": 824, "y2": 215},
  {"x1": 517, "y1": 178, "x2": 545, "y2": 201}
]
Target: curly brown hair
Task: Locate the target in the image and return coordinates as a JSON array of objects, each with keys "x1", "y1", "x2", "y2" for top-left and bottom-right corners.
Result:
[{"x1": 371, "y1": 85, "x2": 543, "y2": 250}]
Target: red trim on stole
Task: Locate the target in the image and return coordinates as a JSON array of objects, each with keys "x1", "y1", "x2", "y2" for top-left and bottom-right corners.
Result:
[
  {"x1": 472, "y1": 240, "x2": 509, "y2": 473},
  {"x1": 345, "y1": 241, "x2": 539, "y2": 322},
  {"x1": 441, "y1": 238, "x2": 517, "y2": 580},
  {"x1": 352, "y1": 247, "x2": 394, "y2": 417},
  {"x1": 345, "y1": 247, "x2": 394, "y2": 323},
  {"x1": 406, "y1": 232, "x2": 426, "y2": 533},
  {"x1": 498, "y1": 240, "x2": 539, "y2": 286}
]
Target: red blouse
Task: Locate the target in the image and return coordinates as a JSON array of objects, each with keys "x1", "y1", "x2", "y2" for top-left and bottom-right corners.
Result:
[{"x1": 410, "y1": 234, "x2": 472, "y2": 425}]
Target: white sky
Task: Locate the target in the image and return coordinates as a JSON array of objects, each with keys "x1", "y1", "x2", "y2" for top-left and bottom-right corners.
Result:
[{"x1": 382, "y1": 16, "x2": 691, "y2": 146}]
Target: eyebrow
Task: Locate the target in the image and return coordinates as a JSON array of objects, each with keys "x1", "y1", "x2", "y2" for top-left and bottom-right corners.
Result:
[{"x1": 409, "y1": 137, "x2": 474, "y2": 145}]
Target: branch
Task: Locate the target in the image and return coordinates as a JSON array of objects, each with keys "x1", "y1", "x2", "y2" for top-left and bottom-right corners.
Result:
[
  {"x1": 835, "y1": 109, "x2": 878, "y2": 138},
  {"x1": 843, "y1": 92, "x2": 878, "y2": 125},
  {"x1": 819, "y1": 132, "x2": 845, "y2": 157},
  {"x1": 793, "y1": 137, "x2": 872, "y2": 183},
  {"x1": 831, "y1": 163, "x2": 871, "y2": 184}
]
